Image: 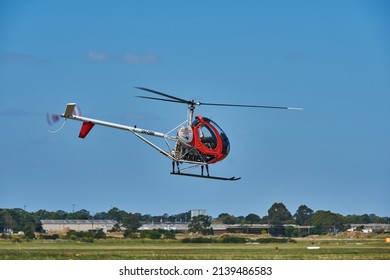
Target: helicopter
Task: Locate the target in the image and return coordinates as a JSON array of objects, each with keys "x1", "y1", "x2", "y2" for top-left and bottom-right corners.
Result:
[{"x1": 47, "y1": 87, "x2": 302, "y2": 181}]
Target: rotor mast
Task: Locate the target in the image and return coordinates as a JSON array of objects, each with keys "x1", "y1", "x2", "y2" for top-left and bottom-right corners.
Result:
[{"x1": 187, "y1": 103, "x2": 195, "y2": 125}]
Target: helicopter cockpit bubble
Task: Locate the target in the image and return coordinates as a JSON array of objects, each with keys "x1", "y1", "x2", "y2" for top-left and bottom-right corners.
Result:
[
  {"x1": 191, "y1": 116, "x2": 230, "y2": 163},
  {"x1": 206, "y1": 117, "x2": 230, "y2": 155}
]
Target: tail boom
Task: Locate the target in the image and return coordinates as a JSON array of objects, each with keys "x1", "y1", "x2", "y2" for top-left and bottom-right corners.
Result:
[{"x1": 61, "y1": 103, "x2": 174, "y2": 140}]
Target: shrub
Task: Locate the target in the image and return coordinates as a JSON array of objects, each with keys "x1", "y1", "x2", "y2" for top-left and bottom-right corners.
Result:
[
  {"x1": 148, "y1": 230, "x2": 162, "y2": 240},
  {"x1": 80, "y1": 237, "x2": 94, "y2": 243},
  {"x1": 254, "y1": 237, "x2": 296, "y2": 243},
  {"x1": 68, "y1": 234, "x2": 77, "y2": 241},
  {"x1": 138, "y1": 229, "x2": 176, "y2": 240},
  {"x1": 219, "y1": 235, "x2": 247, "y2": 243},
  {"x1": 12, "y1": 237, "x2": 22, "y2": 243},
  {"x1": 181, "y1": 237, "x2": 213, "y2": 243},
  {"x1": 139, "y1": 230, "x2": 162, "y2": 239},
  {"x1": 123, "y1": 230, "x2": 138, "y2": 239},
  {"x1": 64, "y1": 229, "x2": 105, "y2": 241},
  {"x1": 1, "y1": 233, "x2": 12, "y2": 239},
  {"x1": 163, "y1": 230, "x2": 176, "y2": 240},
  {"x1": 94, "y1": 229, "x2": 106, "y2": 239},
  {"x1": 40, "y1": 234, "x2": 60, "y2": 240}
]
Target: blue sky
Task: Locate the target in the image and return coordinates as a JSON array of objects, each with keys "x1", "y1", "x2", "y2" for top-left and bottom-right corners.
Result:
[{"x1": 1, "y1": 1, "x2": 389, "y2": 218}]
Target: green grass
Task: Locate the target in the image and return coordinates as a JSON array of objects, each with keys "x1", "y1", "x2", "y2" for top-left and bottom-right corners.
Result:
[{"x1": 1, "y1": 238, "x2": 389, "y2": 260}]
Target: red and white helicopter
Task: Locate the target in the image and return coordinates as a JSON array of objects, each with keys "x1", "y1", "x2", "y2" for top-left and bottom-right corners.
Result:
[{"x1": 47, "y1": 87, "x2": 302, "y2": 181}]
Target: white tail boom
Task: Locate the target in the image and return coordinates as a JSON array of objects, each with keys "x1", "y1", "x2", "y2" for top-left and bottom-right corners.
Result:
[
  {"x1": 61, "y1": 103, "x2": 178, "y2": 160},
  {"x1": 62, "y1": 103, "x2": 173, "y2": 140}
]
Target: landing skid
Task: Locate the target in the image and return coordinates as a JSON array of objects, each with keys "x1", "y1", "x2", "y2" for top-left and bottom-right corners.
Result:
[{"x1": 170, "y1": 172, "x2": 241, "y2": 181}]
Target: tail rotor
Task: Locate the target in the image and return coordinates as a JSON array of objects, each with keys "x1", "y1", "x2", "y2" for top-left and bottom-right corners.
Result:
[
  {"x1": 46, "y1": 113, "x2": 61, "y2": 126},
  {"x1": 46, "y1": 105, "x2": 81, "y2": 133}
]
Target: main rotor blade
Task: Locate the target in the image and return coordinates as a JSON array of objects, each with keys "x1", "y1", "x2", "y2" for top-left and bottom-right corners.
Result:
[
  {"x1": 135, "y1": 87, "x2": 302, "y2": 110},
  {"x1": 135, "y1": 87, "x2": 190, "y2": 104},
  {"x1": 200, "y1": 102, "x2": 303, "y2": 110},
  {"x1": 136, "y1": 95, "x2": 187, "y2": 104}
]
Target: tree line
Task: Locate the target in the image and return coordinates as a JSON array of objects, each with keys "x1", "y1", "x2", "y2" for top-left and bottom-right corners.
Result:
[{"x1": 1, "y1": 203, "x2": 389, "y2": 239}]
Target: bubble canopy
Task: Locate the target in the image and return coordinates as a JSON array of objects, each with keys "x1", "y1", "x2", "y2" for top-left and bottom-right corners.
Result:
[{"x1": 191, "y1": 116, "x2": 230, "y2": 163}]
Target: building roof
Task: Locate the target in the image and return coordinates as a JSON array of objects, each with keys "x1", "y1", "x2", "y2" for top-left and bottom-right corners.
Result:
[
  {"x1": 40, "y1": 219, "x2": 117, "y2": 224},
  {"x1": 350, "y1": 223, "x2": 390, "y2": 228}
]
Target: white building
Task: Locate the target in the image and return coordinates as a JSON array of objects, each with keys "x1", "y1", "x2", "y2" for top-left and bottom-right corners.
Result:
[
  {"x1": 41, "y1": 219, "x2": 117, "y2": 233},
  {"x1": 191, "y1": 209, "x2": 207, "y2": 218},
  {"x1": 349, "y1": 223, "x2": 390, "y2": 233}
]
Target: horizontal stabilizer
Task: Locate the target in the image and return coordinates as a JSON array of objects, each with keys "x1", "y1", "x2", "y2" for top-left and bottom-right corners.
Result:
[
  {"x1": 64, "y1": 103, "x2": 76, "y2": 118},
  {"x1": 79, "y1": 122, "x2": 95, "y2": 138}
]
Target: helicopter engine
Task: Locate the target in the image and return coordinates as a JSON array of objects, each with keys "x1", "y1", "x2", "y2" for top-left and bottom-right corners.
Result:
[{"x1": 177, "y1": 124, "x2": 193, "y2": 144}]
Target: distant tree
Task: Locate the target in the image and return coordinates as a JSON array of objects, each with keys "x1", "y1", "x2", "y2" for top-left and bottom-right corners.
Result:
[
  {"x1": 310, "y1": 210, "x2": 345, "y2": 234},
  {"x1": 0, "y1": 214, "x2": 5, "y2": 232},
  {"x1": 310, "y1": 226, "x2": 325, "y2": 235},
  {"x1": 343, "y1": 214, "x2": 388, "y2": 224},
  {"x1": 285, "y1": 226, "x2": 298, "y2": 237},
  {"x1": 151, "y1": 212, "x2": 175, "y2": 223},
  {"x1": 109, "y1": 223, "x2": 122, "y2": 232},
  {"x1": 33, "y1": 209, "x2": 52, "y2": 220},
  {"x1": 217, "y1": 213, "x2": 230, "y2": 219},
  {"x1": 368, "y1": 214, "x2": 389, "y2": 224},
  {"x1": 217, "y1": 213, "x2": 239, "y2": 224},
  {"x1": 123, "y1": 213, "x2": 141, "y2": 231},
  {"x1": 2, "y1": 206, "x2": 387, "y2": 237},
  {"x1": 2, "y1": 210, "x2": 17, "y2": 231},
  {"x1": 54, "y1": 210, "x2": 67, "y2": 219},
  {"x1": 172, "y1": 211, "x2": 191, "y2": 223},
  {"x1": 106, "y1": 207, "x2": 128, "y2": 223},
  {"x1": 67, "y1": 209, "x2": 91, "y2": 220},
  {"x1": 267, "y1": 203, "x2": 295, "y2": 225},
  {"x1": 140, "y1": 214, "x2": 153, "y2": 223},
  {"x1": 0, "y1": 209, "x2": 40, "y2": 236},
  {"x1": 357, "y1": 214, "x2": 371, "y2": 224},
  {"x1": 23, "y1": 222, "x2": 36, "y2": 239},
  {"x1": 267, "y1": 203, "x2": 295, "y2": 236},
  {"x1": 188, "y1": 215, "x2": 213, "y2": 235},
  {"x1": 293, "y1": 205, "x2": 314, "y2": 225},
  {"x1": 245, "y1": 213, "x2": 261, "y2": 225},
  {"x1": 94, "y1": 212, "x2": 108, "y2": 219}
]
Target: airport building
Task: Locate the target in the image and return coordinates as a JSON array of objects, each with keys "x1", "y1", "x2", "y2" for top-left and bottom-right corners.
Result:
[
  {"x1": 348, "y1": 223, "x2": 390, "y2": 233},
  {"x1": 191, "y1": 209, "x2": 207, "y2": 217},
  {"x1": 41, "y1": 219, "x2": 117, "y2": 233}
]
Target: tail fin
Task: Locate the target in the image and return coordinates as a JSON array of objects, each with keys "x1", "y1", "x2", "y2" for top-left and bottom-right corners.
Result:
[{"x1": 79, "y1": 122, "x2": 95, "y2": 138}]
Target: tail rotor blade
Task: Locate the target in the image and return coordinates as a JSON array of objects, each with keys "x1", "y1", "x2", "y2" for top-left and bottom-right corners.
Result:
[
  {"x1": 46, "y1": 104, "x2": 82, "y2": 134},
  {"x1": 46, "y1": 112, "x2": 66, "y2": 134},
  {"x1": 46, "y1": 113, "x2": 61, "y2": 125}
]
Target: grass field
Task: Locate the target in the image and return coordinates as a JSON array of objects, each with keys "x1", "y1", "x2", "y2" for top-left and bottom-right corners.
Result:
[{"x1": 1, "y1": 235, "x2": 390, "y2": 260}]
